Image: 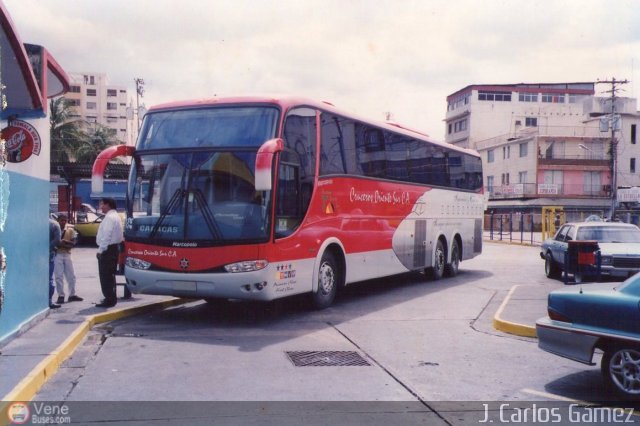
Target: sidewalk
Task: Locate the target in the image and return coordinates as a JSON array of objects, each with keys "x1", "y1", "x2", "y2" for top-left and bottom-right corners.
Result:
[
  {"x1": 0, "y1": 246, "x2": 188, "y2": 412},
  {"x1": 492, "y1": 282, "x2": 558, "y2": 338}
]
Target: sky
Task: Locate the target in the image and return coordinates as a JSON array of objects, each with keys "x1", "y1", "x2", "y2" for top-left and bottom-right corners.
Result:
[{"x1": 3, "y1": 0, "x2": 640, "y2": 140}]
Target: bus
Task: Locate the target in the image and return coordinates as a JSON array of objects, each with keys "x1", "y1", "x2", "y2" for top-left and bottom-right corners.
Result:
[{"x1": 93, "y1": 96, "x2": 485, "y2": 309}]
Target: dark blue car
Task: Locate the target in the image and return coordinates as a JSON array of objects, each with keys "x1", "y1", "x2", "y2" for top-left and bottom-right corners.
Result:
[{"x1": 536, "y1": 275, "x2": 640, "y2": 398}]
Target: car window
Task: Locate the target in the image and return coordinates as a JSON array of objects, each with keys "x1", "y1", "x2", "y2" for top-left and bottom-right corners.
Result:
[
  {"x1": 566, "y1": 226, "x2": 576, "y2": 241},
  {"x1": 576, "y1": 225, "x2": 640, "y2": 243},
  {"x1": 555, "y1": 225, "x2": 570, "y2": 242}
]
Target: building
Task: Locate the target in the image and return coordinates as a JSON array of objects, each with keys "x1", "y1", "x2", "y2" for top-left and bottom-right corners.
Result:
[
  {"x1": 65, "y1": 72, "x2": 133, "y2": 145},
  {"x1": 0, "y1": 3, "x2": 70, "y2": 342},
  {"x1": 445, "y1": 82, "x2": 640, "y2": 220}
]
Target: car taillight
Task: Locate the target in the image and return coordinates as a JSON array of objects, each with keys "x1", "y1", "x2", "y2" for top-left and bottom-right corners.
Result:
[{"x1": 548, "y1": 307, "x2": 572, "y2": 323}]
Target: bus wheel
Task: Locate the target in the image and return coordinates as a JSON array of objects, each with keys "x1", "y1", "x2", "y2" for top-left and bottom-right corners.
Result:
[
  {"x1": 444, "y1": 239, "x2": 460, "y2": 277},
  {"x1": 312, "y1": 251, "x2": 339, "y2": 309},
  {"x1": 426, "y1": 239, "x2": 446, "y2": 280}
]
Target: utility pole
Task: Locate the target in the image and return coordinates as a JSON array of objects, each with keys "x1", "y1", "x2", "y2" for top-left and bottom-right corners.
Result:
[
  {"x1": 596, "y1": 77, "x2": 629, "y2": 220},
  {"x1": 134, "y1": 77, "x2": 145, "y2": 132}
]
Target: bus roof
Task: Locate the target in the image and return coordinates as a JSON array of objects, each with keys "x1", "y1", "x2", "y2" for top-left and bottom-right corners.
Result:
[{"x1": 147, "y1": 95, "x2": 480, "y2": 158}]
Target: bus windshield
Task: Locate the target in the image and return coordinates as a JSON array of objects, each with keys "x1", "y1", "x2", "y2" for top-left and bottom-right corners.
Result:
[
  {"x1": 126, "y1": 106, "x2": 279, "y2": 245},
  {"x1": 137, "y1": 106, "x2": 279, "y2": 150}
]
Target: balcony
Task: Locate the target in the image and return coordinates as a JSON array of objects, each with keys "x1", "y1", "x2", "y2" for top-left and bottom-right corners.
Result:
[
  {"x1": 487, "y1": 183, "x2": 610, "y2": 200},
  {"x1": 538, "y1": 153, "x2": 610, "y2": 167}
]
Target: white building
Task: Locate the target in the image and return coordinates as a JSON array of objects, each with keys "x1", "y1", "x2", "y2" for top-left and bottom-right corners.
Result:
[
  {"x1": 65, "y1": 72, "x2": 133, "y2": 145},
  {"x1": 444, "y1": 83, "x2": 640, "y2": 219}
]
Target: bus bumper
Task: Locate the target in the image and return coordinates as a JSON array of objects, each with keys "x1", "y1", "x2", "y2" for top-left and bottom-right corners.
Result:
[{"x1": 124, "y1": 265, "x2": 306, "y2": 302}]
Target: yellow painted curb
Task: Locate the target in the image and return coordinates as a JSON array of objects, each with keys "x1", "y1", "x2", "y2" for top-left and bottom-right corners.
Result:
[
  {"x1": 493, "y1": 285, "x2": 538, "y2": 338},
  {"x1": 0, "y1": 297, "x2": 191, "y2": 422}
]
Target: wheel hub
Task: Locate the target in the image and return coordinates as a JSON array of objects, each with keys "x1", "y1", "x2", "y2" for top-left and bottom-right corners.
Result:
[{"x1": 319, "y1": 263, "x2": 334, "y2": 294}]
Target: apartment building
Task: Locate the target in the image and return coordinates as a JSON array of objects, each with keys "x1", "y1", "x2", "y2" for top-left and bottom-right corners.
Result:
[
  {"x1": 65, "y1": 72, "x2": 132, "y2": 145},
  {"x1": 444, "y1": 82, "x2": 640, "y2": 217}
]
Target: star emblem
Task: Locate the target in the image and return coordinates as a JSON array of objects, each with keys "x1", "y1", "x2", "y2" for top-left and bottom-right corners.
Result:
[{"x1": 179, "y1": 258, "x2": 189, "y2": 270}]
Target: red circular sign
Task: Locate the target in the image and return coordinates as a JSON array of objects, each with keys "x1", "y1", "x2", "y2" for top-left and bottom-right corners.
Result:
[{"x1": 2, "y1": 120, "x2": 41, "y2": 163}]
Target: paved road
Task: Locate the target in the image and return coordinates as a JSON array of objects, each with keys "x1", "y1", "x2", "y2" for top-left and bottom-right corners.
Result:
[
  {"x1": 6, "y1": 242, "x2": 634, "y2": 425},
  {"x1": 40, "y1": 247, "x2": 611, "y2": 388}
]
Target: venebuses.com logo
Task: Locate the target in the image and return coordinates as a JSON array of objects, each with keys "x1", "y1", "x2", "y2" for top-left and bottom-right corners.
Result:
[
  {"x1": 7, "y1": 402, "x2": 29, "y2": 424},
  {"x1": 6, "y1": 402, "x2": 71, "y2": 424}
]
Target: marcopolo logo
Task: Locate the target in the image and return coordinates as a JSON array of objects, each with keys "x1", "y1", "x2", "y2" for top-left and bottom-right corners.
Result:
[{"x1": 2, "y1": 120, "x2": 41, "y2": 163}]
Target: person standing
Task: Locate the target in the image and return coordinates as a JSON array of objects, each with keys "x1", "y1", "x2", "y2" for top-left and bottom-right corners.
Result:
[
  {"x1": 54, "y1": 214, "x2": 83, "y2": 304},
  {"x1": 95, "y1": 197, "x2": 123, "y2": 308},
  {"x1": 48, "y1": 217, "x2": 61, "y2": 309}
]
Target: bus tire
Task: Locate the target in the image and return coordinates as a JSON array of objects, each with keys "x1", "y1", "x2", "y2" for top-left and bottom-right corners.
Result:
[
  {"x1": 426, "y1": 239, "x2": 446, "y2": 280},
  {"x1": 312, "y1": 251, "x2": 339, "y2": 309},
  {"x1": 444, "y1": 239, "x2": 460, "y2": 277}
]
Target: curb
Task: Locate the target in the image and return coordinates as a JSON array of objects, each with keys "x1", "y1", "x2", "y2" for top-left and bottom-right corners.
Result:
[
  {"x1": 492, "y1": 285, "x2": 538, "y2": 338},
  {"x1": 0, "y1": 298, "x2": 191, "y2": 418}
]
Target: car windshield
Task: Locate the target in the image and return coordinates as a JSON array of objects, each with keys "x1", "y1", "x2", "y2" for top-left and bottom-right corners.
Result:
[{"x1": 576, "y1": 226, "x2": 640, "y2": 243}]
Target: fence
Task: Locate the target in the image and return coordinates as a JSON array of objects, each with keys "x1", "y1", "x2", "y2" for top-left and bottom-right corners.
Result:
[{"x1": 484, "y1": 209, "x2": 610, "y2": 245}]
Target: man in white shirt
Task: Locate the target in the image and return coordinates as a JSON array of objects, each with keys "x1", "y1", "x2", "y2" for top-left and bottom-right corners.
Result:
[{"x1": 95, "y1": 197, "x2": 123, "y2": 307}]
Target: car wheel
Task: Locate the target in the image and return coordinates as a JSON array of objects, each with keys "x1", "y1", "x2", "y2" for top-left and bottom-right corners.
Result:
[
  {"x1": 544, "y1": 252, "x2": 561, "y2": 279},
  {"x1": 444, "y1": 239, "x2": 460, "y2": 277},
  {"x1": 426, "y1": 239, "x2": 446, "y2": 280},
  {"x1": 311, "y1": 251, "x2": 339, "y2": 309},
  {"x1": 601, "y1": 345, "x2": 640, "y2": 398}
]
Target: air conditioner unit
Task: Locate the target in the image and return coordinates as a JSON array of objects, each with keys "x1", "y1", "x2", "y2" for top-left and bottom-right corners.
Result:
[
  {"x1": 515, "y1": 120, "x2": 522, "y2": 126},
  {"x1": 603, "y1": 184, "x2": 612, "y2": 192}
]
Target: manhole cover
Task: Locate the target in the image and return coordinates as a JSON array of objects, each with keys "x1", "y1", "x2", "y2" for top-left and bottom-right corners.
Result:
[{"x1": 286, "y1": 350, "x2": 371, "y2": 367}]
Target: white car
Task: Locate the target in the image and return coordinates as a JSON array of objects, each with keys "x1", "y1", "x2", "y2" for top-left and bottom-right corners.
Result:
[{"x1": 540, "y1": 221, "x2": 640, "y2": 282}]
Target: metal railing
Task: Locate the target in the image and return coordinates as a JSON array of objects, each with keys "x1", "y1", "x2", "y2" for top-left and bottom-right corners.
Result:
[{"x1": 486, "y1": 183, "x2": 610, "y2": 199}]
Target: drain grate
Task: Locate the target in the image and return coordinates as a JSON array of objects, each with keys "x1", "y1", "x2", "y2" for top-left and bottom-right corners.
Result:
[{"x1": 286, "y1": 350, "x2": 371, "y2": 367}]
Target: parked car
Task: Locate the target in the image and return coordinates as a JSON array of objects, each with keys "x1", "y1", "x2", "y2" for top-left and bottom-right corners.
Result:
[
  {"x1": 540, "y1": 221, "x2": 640, "y2": 282},
  {"x1": 536, "y1": 275, "x2": 640, "y2": 398},
  {"x1": 73, "y1": 211, "x2": 105, "y2": 243}
]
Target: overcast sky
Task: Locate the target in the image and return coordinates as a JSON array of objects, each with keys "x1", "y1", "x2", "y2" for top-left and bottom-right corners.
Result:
[{"x1": 4, "y1": 0, "x2": 640, "y2": 139}]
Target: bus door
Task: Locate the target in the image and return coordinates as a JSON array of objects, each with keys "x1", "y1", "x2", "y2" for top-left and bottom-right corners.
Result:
[{"x1": 274, "y1": 107, "x2": 318, "y2": 238}]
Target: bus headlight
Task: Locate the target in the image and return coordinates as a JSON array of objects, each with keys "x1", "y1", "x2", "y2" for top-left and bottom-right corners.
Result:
[
  {"x1": 224, "y1": 260, "x2": 268, "y2": 273},
  {"x1": 126, "y1": 257, "x2": 152, "y2": 270}
]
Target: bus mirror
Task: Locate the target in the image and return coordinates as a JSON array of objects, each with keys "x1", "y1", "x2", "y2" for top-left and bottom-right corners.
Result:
[{"x1": 255, "y1": 138, "x2": 284, "y2": 191}]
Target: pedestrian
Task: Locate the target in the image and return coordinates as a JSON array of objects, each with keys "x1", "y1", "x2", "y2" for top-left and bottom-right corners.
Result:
[
  {"x1": 48, "y1": 217, "x2": 61, "y2": 309},
  {"x1": 95, "y1": 197, "x2": 123, "y2": 308},
  {"x1": 54, "y1": 214, "x2": 83, "y2": 304}
]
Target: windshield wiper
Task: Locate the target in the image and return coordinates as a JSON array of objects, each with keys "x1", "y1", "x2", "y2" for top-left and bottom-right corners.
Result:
[
  {"x1": 191, "y1": 189, "x2": 222, "y2": 239},
  {"x1": 150, "y1": 188, "x2": 184, "y2": 239}
]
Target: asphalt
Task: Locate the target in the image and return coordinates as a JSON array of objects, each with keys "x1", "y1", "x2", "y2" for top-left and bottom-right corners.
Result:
[{"x1": 0, "y1": 239, "x2": 552, "y2": 417}]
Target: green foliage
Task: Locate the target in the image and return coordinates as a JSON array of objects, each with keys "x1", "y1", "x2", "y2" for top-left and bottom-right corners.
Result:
[{"x1": 49, "y1": 97, "x2": 123, "y2": 164}]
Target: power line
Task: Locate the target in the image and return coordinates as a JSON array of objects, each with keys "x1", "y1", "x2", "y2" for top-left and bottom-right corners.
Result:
[{"x1": 596, "y1": 77, "x2": 630, "y2": 219}]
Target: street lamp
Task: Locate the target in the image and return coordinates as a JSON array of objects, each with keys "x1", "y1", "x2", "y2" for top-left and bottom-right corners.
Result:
[{"x1": 134, "y1": 77, "x2": 145, "y2": 132}]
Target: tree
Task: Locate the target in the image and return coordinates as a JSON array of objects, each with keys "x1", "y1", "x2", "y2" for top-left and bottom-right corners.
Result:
[
  {"x1": 50, "y1": 97, "x2": 124, "y2": 164},
  {"x1": 49, "y1": 97, "x2": 84, "y2": 162},
  {"x1": 74, "y1": 124, "x2": 122, "y2": 164}
]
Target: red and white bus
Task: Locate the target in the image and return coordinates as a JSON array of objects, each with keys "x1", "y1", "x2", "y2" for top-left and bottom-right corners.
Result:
[{"x1": 94, "y1": 96, "x2": 485, "y2": 308}]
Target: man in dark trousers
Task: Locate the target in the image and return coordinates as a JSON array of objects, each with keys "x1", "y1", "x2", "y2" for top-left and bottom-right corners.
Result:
[{"x1": 95, "y1": 197, "x2": 123, "y2": 308}]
